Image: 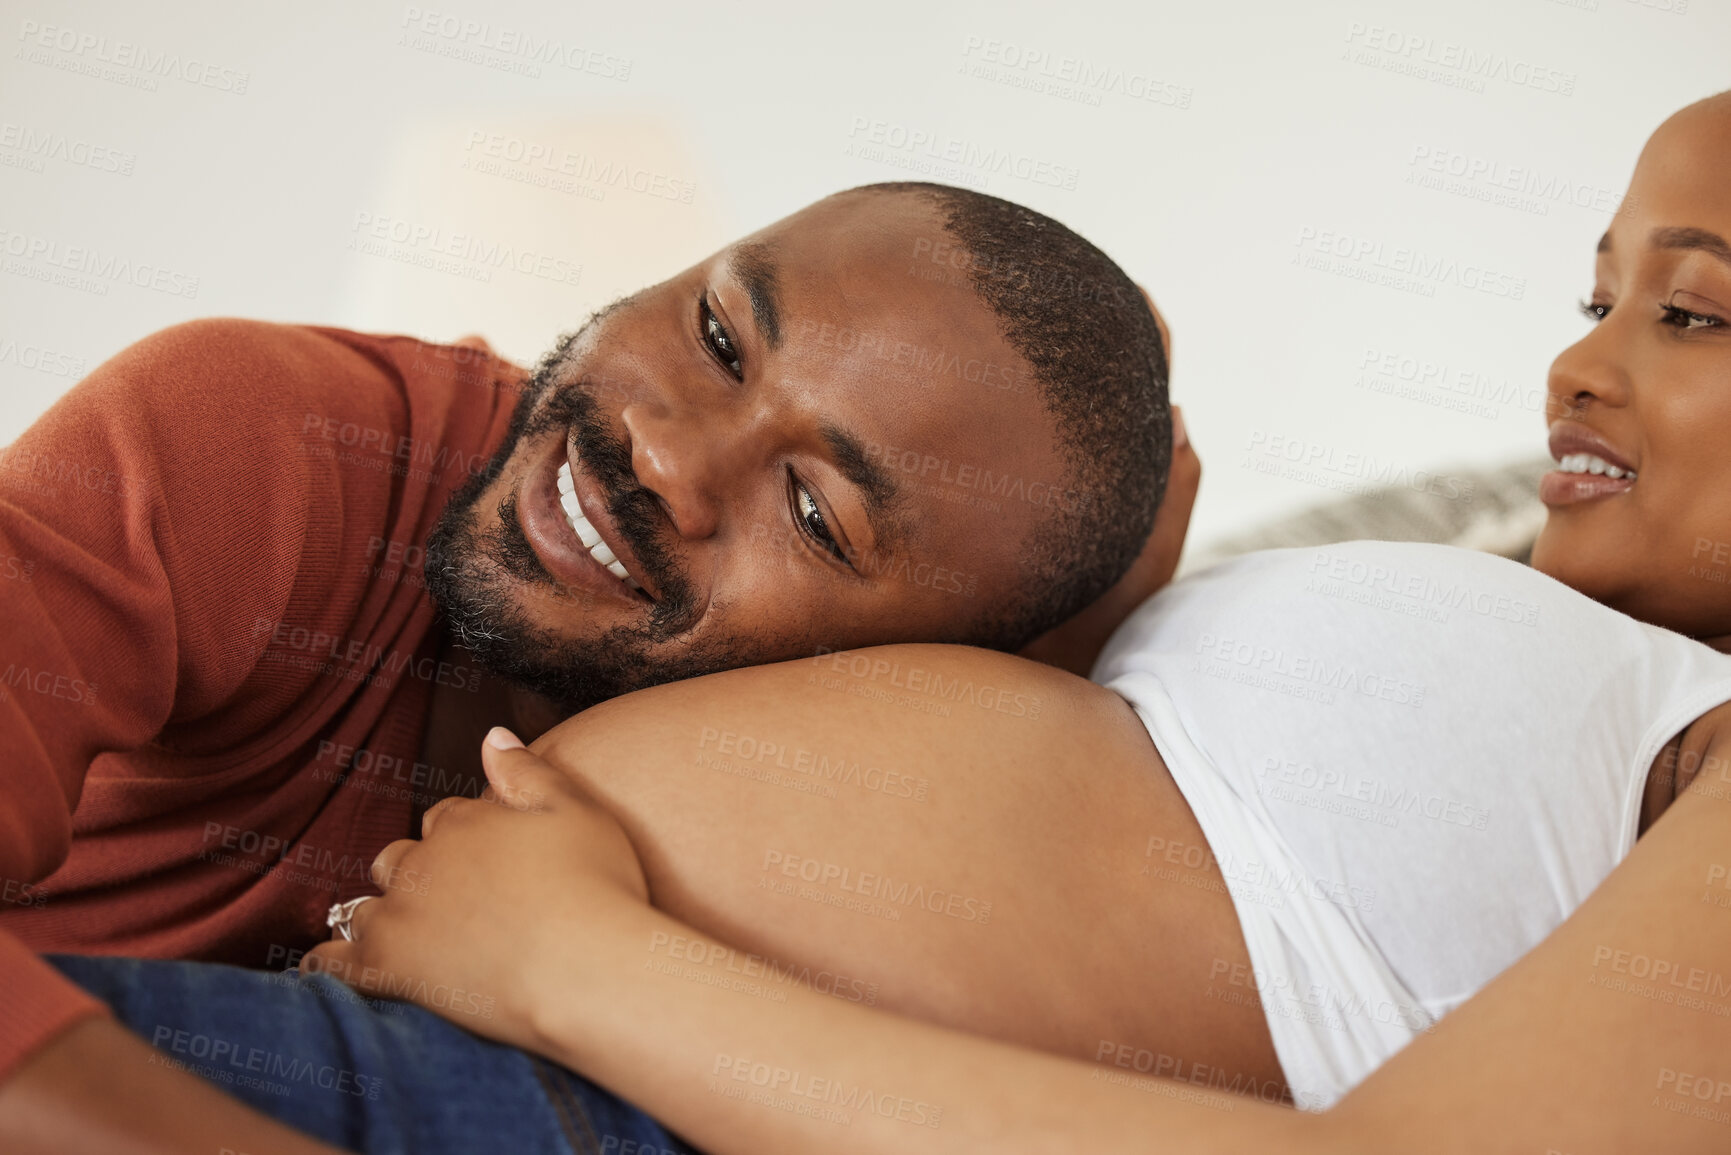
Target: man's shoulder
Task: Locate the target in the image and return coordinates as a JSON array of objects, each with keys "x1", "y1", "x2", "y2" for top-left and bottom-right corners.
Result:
[
  {"x1": 53, "y1": 318, "x2": 517, "y2": 480},
  {"x1": 4, "y1": 316, "x2": 518, "y2": 585},
  {"x1": 93, "y1": 318, "x2": 412, "y2": 419},
  {"x1": 36, "y1": 319, "x2": 398, "y2": 463}
]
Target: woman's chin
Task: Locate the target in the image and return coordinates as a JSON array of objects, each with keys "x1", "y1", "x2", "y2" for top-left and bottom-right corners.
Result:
[
  {"x1": 1529, "y1": 523, "x2": 1594, "y2": 587},
  {"x1": 1531, "y1": 525, "x2": 1639, "y2": 611},
  {"x1": 1544, "y1": 550, "x2": 1731, "y2": 647}
]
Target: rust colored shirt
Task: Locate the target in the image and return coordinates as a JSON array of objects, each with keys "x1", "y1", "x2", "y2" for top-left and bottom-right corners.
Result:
[{"x1": 0, "y1": 319, "x2": 521, "y2": 1079}]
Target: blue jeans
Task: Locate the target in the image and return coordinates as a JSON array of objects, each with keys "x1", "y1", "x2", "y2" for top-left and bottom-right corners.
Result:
[{"x1": 49, "y1": 955, "x2": 700, "y2": 1155}]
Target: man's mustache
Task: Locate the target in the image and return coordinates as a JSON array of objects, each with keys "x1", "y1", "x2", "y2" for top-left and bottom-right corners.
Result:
[{"x1": 539, "y1": 379, "x2": 702, "y2": 639}]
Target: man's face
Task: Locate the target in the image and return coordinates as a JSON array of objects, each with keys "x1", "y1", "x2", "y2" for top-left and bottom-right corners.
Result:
[{"x1": 427, "y1": 191, "x2": 1073, "y2": 712}]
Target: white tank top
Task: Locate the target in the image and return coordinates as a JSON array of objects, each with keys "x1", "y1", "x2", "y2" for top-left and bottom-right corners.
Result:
[{"x1": 1093, "y1": 542, "x2": 1731, "y2": 1107}]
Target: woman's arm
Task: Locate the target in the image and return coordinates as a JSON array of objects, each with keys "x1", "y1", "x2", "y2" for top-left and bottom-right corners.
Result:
[
  {"x1": 1324, "y1": 705, "x2": 1731, "y2": 1153},
  {"x1": 308, "y1": 732, "x2": 1322, "y2": 1155},
  {"x1": 312, "y1": 708, "x2": 1731, "y2": 1154},
  {"x1": 407, "y1": 644, "x2": 1278, "y2": 1082},
  {"x1": 529, "y1": 857, "x2": 1314, "y2": 1155}
]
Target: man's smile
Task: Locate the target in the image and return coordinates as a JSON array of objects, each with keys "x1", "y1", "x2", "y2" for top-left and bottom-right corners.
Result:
[
  {"x1": 556, "y1": 459, "x2": 639, "y2": 589},
  {"x1": 519, "y1": 435, "x2": 651, "y2": 605}
]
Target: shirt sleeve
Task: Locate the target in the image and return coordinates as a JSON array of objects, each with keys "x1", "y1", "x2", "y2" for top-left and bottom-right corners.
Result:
[{"x1": 0, "y1": 317, "x2": 407, "y2": 1079}]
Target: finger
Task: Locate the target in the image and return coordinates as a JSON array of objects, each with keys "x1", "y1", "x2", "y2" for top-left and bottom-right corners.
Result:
[
  {"x1": 301, "y1": 939, "x2": 360, "y2": 980},
  {"x1": 302, "y1": 941, "x2": 390, "y2": 998},
  {"x1": 479, "y1": 728, "x2": 568, "y2": 813},
  {"x1": 421, "y1": 794, "x2": 467, "y2": 838},
  {"x1": 346, "y1": 893, "x2": 385, "y2": 940},
  {"x1": 370, "y1": 838, "x2": 417, "y2": 889},
  {"x1": 480, "y1": 727, "x2": 528, "y2": 804},
  {"x1": 485, "y1": 725, "x2": 525, "y2": 752}
]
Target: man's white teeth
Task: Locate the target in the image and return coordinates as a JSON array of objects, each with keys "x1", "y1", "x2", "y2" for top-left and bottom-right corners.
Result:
[
  {"x1": 556, "y1": 461, "x2": 641, "y2": 589},
  {"x1": 1556, "y1": 453, "x2": 1634, "y2": 480}
]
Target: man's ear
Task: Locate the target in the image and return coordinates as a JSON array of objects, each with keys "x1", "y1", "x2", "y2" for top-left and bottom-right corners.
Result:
[
  {"x1": 1017, "y1": 284, "x2": 1192, "y2": 678},
  {"x1": 1139, "y1": 285, "x2": 1173, "y2": 373},
  {"x1": 1017, "y1": 407, "x2": 1198, "y2": 677}
]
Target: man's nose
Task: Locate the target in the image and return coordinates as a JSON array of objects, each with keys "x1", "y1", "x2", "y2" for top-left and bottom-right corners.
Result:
[
  {"x1": 1546, "y1": 321, "x2": 1632, "y2": 420},
  {"x1": 619, "y1": 397, "x2": 753, "y2": 539}
]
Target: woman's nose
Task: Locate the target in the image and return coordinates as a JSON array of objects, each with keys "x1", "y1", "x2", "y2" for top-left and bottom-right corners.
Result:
[{"x1": 1546, "y1": 322, "x2": 1633, "y2": 418}]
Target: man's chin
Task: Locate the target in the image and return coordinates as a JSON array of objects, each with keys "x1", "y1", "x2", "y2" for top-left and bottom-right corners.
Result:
[
  {"x1": 462, "y1": 637, "x2": 629, "y2": 716},
  {"x1": 429, "y1": 575, "x2": 738, "y2": 715},
  {"x1": 428, "y1": 578, "x2": 617, "y2": 714},
  {"x1": 422, "y1": 410, "x2": 743, "y2": 712}
]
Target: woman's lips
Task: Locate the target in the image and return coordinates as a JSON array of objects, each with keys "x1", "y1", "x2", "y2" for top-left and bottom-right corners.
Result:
[
  {"x1": 1538, "y1": 470, "x2": 1635, "y2": 507},
  {"x1": 1542, "y1": 422, "x2": 1638, "y2": 508}
]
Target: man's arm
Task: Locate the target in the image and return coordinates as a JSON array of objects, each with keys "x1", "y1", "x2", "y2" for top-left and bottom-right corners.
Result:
[
  {"x1": 0, "y1": 1018, "x2": 350, "y2": 1155},
  {"x1": 0, "y1": 319, "x2": 436, "y2": 1147},
  {"x1": 0, "y1": 320, "x2": 391, "y2": 1073}
]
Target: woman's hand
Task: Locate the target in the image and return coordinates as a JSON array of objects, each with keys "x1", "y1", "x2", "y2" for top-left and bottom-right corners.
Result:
[{"x1": 301, "y1": 727, "x2": 649, "y2": 1051}]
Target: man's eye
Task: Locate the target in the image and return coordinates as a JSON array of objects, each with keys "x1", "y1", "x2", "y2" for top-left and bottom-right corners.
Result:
[
  {"x1": 1578, "y1": 298, "x2": 1610, "y2": 323},
  {"x1": 700, "y1": 297, "x2": 743, "y2": 379},
  {"x1": 1661, "y1": 303, "x2": 1725, "y2": 331},
  {"x1": 791, "y1": 475, "x2": 849, "y2": 566}
]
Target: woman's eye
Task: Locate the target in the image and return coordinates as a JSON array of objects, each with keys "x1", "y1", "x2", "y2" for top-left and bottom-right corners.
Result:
[
  {"x1": 792, "y1": 478, "x2": 849, "y2": 565},
  {"x1": 1578, "y1": 298, "x2": 1610, "y2": 323},
  {"x1": 1662, "y1": 303, "x2": 1724, "y2": 331},
  {"x1": 700, "y1": 297, "x2": 743, "y2": 379}
]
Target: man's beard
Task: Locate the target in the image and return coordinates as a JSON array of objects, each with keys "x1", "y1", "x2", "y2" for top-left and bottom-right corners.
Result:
[{"x1": 422, "y1": 326, "x2": 749, "y2": 714}]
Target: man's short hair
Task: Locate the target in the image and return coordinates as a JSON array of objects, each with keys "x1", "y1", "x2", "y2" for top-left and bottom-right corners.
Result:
[{"x1": 854, "y1": 182, "x2": 1172, "y2": 650}]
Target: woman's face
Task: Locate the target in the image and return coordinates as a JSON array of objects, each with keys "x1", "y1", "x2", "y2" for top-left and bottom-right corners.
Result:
[{"x1": 1531, "y1": 96, "x2": 1731, "y2": 639}]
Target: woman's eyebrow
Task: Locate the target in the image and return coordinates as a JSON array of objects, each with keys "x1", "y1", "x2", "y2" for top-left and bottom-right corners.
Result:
[
  {"x1": 728, "y1": 242, "x2": 784, "y2": 350},
  {"x1": 1650, "y1": 226, "x2": 1731, "y2": 269}
]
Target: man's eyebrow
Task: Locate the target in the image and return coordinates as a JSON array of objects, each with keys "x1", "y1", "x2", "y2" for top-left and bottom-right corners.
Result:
[
  {"x1": 1597, "y1": 230, "x2": 1612, "y2": 254},
  {"x1": 1651, "y1": 226, "x2": 1731, "y2": 269},
  {"x1": 729, "y1": 242, "x2": 783, "y2": 351},
  {"x1": 820, "y1": 423, "x2": 905, "y2": 549}
]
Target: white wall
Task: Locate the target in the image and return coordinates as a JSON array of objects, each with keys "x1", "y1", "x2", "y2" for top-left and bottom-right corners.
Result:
[{"x1": 1, "y1": 0, "x2": 1723, "y2": 552}]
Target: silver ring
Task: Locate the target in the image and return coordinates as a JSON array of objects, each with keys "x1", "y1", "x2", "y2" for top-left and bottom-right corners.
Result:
[{"x1": 326, "y1": 896, "x2": 378, "y2": 942}]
